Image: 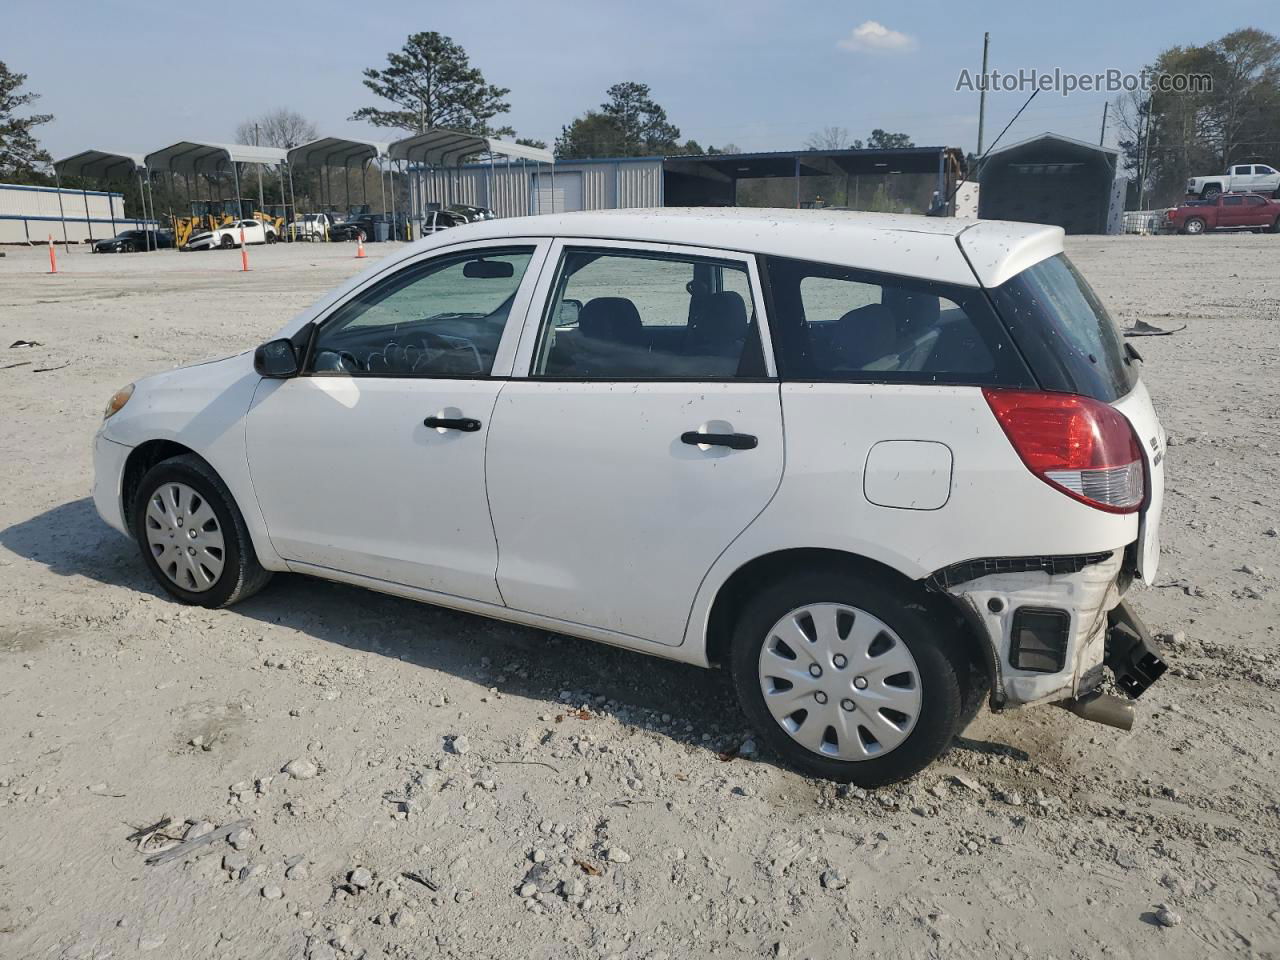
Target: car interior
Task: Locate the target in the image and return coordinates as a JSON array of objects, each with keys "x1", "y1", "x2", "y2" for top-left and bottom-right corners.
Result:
[{"x1": 538, "y1": 252, "x2": 765, "y2": 379}]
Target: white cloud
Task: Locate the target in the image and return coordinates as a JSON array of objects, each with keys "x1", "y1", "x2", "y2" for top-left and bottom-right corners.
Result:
[{"x1": 837, "y1": 21, "x2": 918, "y2": 54}]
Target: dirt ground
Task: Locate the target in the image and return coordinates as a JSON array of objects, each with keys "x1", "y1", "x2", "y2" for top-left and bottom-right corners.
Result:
[{"x1": 1, "y1": 232, "x2": 1277, "y2": 960}]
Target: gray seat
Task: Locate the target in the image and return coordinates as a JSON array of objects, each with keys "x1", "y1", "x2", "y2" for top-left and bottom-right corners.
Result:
[{"x1": 579, "y1": 297, "x2": 644, "y2": 345}]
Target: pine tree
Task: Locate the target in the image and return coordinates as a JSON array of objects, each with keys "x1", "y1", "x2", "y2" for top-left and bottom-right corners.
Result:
[
  {"x1": 0, "y1": 61, "x2": 53, "y2": 177},
  {"x1": 351, "y1": 32, "x2": 512, "y2": 136}
]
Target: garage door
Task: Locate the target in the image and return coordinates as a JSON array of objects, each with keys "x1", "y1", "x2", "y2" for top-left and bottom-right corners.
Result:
[{"x1": 532, "y1": 171, "x2": 583, "y2": 213}]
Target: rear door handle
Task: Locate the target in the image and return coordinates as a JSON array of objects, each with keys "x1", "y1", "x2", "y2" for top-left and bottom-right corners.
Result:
[
  {"x1": 681, "y1": 431, "x2": 758, "y2": 450},
  {"x1": 424, "y1": 416, "x2": 482, "y2": 432}
]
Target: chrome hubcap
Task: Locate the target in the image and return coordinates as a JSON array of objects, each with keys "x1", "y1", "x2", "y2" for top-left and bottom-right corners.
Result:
[
  {"x1": 758, "y1": 603, "x2": 922, "y2": 761},
  {"x1": 144, "y1": 482, "x2": 225, "y2": 592}
]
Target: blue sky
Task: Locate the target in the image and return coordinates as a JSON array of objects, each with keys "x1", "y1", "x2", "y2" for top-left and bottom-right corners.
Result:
[{"x1": 10, "y1": 1, "x2": 1279, "y2": 160}]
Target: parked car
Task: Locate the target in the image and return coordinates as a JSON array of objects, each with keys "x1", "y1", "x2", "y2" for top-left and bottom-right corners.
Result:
[
  {"x1": 1165, "y1": 192, "x2": 1280, "y2": 234},
  {"x1": 183, "y1": 220, "x2": 276, "y2": 251},
  {"x1": 288, "y1": 213, "x2": 334, "y2": 241},
  {"x1": 93, "y1": 229, "x2": 174, "y2": 253},
  {"x1": 328, "y1": 216, "x2": 371, "y2": 242},
  {"x1": 93, "y1": 209, "x2": 1168, "y2": 786},
  {"x1": 1186, "y1": 163, "x2": 1280, "y2": 199},
  {"x1": 422, "y1": 204, "x2": 497, "y2": 235}
]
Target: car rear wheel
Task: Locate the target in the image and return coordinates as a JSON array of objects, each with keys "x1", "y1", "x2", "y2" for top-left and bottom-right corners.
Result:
[
  {"x1": 220, "y1": 235, "x2": 235, "y2": 249},
  {"x1": 266, "y1": 232, "x2": 277, "y2": 244},
  {"x1": 1271, "y1": 217, "x2": 1280, "y2": 234},
  {"x1": 1183, "y1": 217, "x2": 1206, "y2": 235},
  {"x1": 131, "y1": 455, "x2": 271, "y2": 609},
  {"x1": 1202, "y1": 186, "x2": 1221, "y2": 199},
  {"x1": 729, "y1": 569, "x2": 963, "y2": 786},
  {"x1": 121, "y1": 241, "x2": 135, "y2": 253}
]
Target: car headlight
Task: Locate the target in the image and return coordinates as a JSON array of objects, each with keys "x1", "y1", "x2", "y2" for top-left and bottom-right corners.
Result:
[{"x1": 103, "y1": 383, "x2": 134, "y2": 420}]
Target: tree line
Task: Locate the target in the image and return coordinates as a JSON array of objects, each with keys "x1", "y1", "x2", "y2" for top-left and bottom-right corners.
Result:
[{"x1": 1113, "y1": 28, "x2": 1280, "y2": 206}]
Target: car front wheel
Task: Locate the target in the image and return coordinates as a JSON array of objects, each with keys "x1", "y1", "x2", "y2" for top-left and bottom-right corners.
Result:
[
  {"x1": 131, "y1": 454, "x2": 271, "y2": 608},
  {"x1": 1183, "y1": 217, "x2": 1206, "y2": 235},
  {"x1": 220, "y1": 235, "x2": 236, "y2": 249},
  {"x1": 729, "y1": 569, "x2": 963, "y2": 786}
]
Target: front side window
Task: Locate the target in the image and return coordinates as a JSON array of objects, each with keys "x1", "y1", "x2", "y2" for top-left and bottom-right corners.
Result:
[
  {"x1": 763, "y1": 256, "x2": 1030, "y2": 385},
  {"x1": 309, "y1": 247, "x2": 533, "y2": 377},
  {"x1": 532, "y1": 249, "x2": 764, "y2": 379}
]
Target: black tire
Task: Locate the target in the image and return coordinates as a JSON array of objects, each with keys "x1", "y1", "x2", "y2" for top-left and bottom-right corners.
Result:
[
  {"x1": 1270, "y1": 217, "x2": 1280, "y2": 234},
  {"x1": 266, "y1": 232, "x2": 277, "y2": 244},
  {"x1": 728, "y1": 568, "x2": 964, "y2": 786},
  {"x1": 1183, "y1": 217, "x2": 1206, "y2": 235},
  {"x1": 1202, "y1": 185, "x2": 1221, "y2": 199},
  {"x1": 131, "y1": 454, "x2": 271, "y2": 609},
  {"x1": 121, "y1": 241, "x2": 135, "y2": 253},
  {"x1": 220, "y1": 235, "x2": 235, "y2": 249}
]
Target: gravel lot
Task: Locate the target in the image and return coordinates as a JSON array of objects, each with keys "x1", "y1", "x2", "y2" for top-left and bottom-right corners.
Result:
[{"x1": 1, "y1": 232, "x2": 1277, "y2": 960}]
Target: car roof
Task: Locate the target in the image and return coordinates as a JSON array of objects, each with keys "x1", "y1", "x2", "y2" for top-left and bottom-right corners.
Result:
[{"x1": 390, "y1": 207, "x2": 1063, "y2": 288}]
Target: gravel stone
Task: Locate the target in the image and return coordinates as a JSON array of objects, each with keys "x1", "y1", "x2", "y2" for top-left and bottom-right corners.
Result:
[
  {"x1": 1155, "y1": 906, "x2": 1182, "y2": 928},
  {"x1": 261, "y1": 884, "x2": 283, "y2": 900},
  {"x1": 349, "y1": 866, "x2": 373, "y2": 890},
  {"x1": 821, "y1": 868, "x2": 849, "y2": 890},
  {"x1": 606, "y1": 847, "x2": 632, "y2": 863},
  {"x1": 283, "y1": 758, "x2": 318, "y2": 780}
]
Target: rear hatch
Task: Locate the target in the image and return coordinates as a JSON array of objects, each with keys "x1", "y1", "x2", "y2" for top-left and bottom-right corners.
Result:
[{"x1": 972, "y1": 246, "x2": 1165, "y2": 583}]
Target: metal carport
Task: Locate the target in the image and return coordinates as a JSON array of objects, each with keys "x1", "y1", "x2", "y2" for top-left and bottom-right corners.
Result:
[
  {"x1": 286, "y1": 136, "x2": 390, "y2": 227},
  {"x1": 52, "y1": 149, "x2": 154, "y2": 248},
  {"x1": 387, "y1": 130, "x2": 554, "y2": 232},
  {"x1": 145, "y1": 141, "x2": 289, "y2": 236}
]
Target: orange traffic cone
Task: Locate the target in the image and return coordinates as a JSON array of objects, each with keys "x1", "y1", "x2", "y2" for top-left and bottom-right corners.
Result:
[
  {"x1": 48, "y1": 235, "x2": 58, "y2": 274},
  {"x1": 240, "y1": 228, "x2": 249, "y2": 272},
  {"x1": 355, "y1": 231, "x2": 367, "y2": 259}
]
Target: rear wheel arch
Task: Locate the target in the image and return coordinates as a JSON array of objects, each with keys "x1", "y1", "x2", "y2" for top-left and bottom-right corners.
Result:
[{"x1": 703, "y1": 548, "x2": 987, "y2": 679}]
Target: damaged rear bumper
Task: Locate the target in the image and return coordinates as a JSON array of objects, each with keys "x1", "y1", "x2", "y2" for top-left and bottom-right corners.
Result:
[{"x1": 930, "y1": 551, "x2": 1168, "y2": 712}]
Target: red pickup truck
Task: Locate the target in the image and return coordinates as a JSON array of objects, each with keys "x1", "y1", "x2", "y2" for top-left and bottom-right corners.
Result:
[{"x1": 1166, "y1": 193, "x2": 1280, "y2": 234}]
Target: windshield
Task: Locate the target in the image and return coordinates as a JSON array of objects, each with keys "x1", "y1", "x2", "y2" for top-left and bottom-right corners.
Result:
[{"x1": 989, "y1": 253, "x2": 1137, "y2": 402}]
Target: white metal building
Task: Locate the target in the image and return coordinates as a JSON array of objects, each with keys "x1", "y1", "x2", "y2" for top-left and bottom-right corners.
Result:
[
  {"x1": 0, "y1": 183, "x2": 138, "y2": 244},
  {"x1": 418, "y1": 156, "x2": 664, "y2": 217}
]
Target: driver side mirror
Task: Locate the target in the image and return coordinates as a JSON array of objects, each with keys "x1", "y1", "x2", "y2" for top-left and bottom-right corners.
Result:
[{"x1": 254, "y1": 338, "x2": 300, "y2": 378}]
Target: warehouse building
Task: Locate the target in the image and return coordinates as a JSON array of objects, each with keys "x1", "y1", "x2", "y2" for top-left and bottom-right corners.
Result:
[
  {"x1": 977, "y1": 132, "x2": 1125, "y2": 235},
  {"x1": 0, "y1": 183, "x2": 143, "y2": 244},
  {"x1": 418, "y1": 146, "x2": 963, "y2": 216}
]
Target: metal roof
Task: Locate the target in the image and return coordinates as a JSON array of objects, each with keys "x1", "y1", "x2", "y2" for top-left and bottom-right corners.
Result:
[
  {"x1": 54, "y1": 149, "x2": 146, "y2": 179},
  {"x1": 287, "y1": 136, "x2": 390, "y2": 169},
  {"x1": 387, "y1": 129, "x2": 554, "y2": 166},
  {"x1": 985, "y1": 132, "x2": 1120, "y2": 158},
  {"x1": 144, "y1": 141, "x2": 288, "y2": 174},
  {"x1": 664, "y1": 146, "x2": 958, "y2": 180}
]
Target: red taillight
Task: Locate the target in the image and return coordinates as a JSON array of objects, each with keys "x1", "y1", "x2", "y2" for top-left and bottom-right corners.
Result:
[{"x1": 982, "y1": 388, "x2": 1145, "y2": 514}]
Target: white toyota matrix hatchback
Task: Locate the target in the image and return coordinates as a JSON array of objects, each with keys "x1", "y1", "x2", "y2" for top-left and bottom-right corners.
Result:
[{"x1": 94, "y1": 209, "x2": 1169, "y2": 786}]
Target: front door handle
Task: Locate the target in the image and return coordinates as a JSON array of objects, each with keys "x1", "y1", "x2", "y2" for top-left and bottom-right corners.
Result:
[
  {"x1": 424, "y1": 416, "x2": 482, "y2": 432},
  {"x1": 681, "y1": 431, "x2": 758, "y2": 450}
]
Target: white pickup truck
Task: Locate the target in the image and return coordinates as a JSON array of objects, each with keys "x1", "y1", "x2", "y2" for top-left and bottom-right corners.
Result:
[
  {"x1": 288, "y1": 213, "x2": 334, "y2": 241},
  {"x1": 1187, "y1": 163, "x2": 1280, "y2": 199}
]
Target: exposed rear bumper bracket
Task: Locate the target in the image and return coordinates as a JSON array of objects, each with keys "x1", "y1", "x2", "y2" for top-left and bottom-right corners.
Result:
[{"x1": 1105, "y1": 600, "x2": 1168, "y2": 699}]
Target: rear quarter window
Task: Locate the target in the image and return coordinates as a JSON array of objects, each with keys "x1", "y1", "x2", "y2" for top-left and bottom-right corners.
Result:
[
  {"x1": 762, "y1": 255, "x2": 1033, "y2": 386},
  {"x1": 987, "y1": 253, "x2": 1137, "y2": 402}
]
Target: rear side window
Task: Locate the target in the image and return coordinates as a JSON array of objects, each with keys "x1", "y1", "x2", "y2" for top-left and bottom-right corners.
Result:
[
  {"x1": 532, "y1": 249, "x2": 765, "y2": 379},
  {"x1": 988, "y1": 253, "x2": 1137, "y2": 402},
  {"x1": 762, "y1": 256, "x2": 1031, "y2": 385}
]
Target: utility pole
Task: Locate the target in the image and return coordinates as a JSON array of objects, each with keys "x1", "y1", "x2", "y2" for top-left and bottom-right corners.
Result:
[
  {"x1": 976, "y1": 32, "x2": 990, "y2": 155},
  {"x1": 254, "y1": 122, "x2": 266, "y2": 214},
  {"x1": 1138, "y1": 92, "x2": 1155, "y2": 211},
  {"x1": 1099, "y1": 102, "x2": 1109, "y2": 146}
]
